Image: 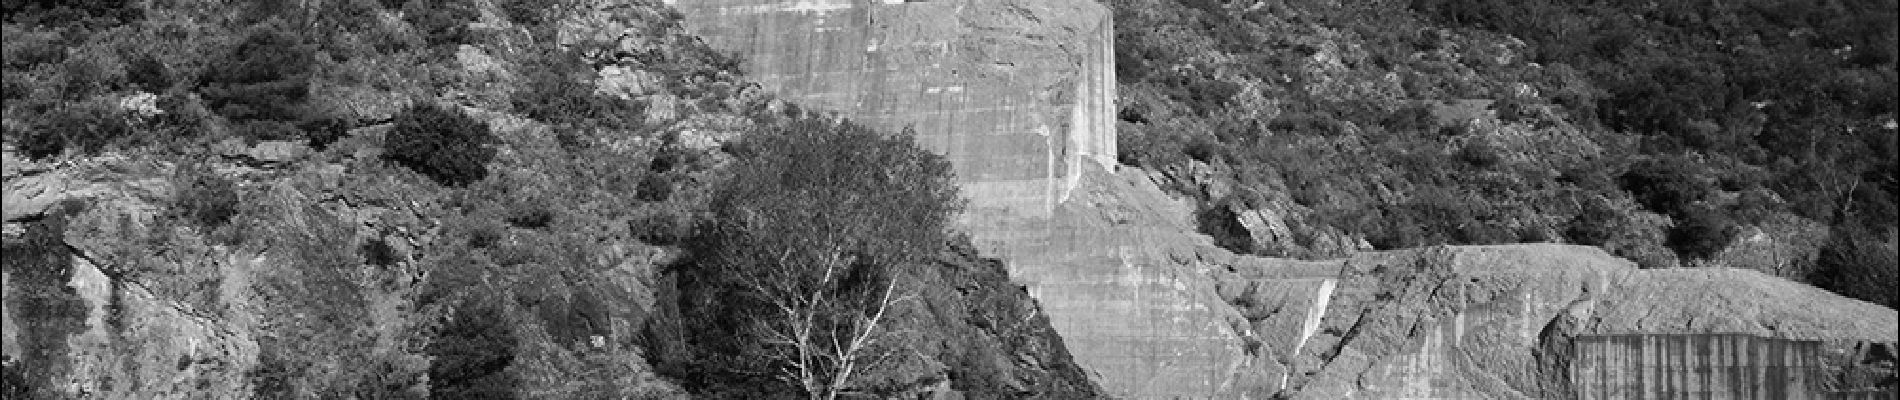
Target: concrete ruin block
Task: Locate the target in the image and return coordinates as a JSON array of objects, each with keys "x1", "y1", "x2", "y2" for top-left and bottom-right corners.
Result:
[{"x1": 666, "y1": 0, "x2": 1117, "y2": 219}]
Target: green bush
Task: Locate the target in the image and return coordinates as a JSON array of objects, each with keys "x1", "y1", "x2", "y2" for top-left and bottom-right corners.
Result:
[
  {"x1": 510, "y1": 47, "x2": 646, "y2": 130},
  {"x1": 1665, "y1": 208, "x2": 1738, "y2": 260},
  {"x1": 170, "y1": 162, "x2": 241, "y2": 229},
  {"x1": 361, "y1": 237, "x2": 400, "y2": 267},
  {"x1": 399, "y1": 0, "x2": 479, "y2": 48},
  {"x1": 123, "y1": 52, "x2": 171, "y2": 92},
  {"x1": 383, "y1": 102, "x2": 496, "y2": 187},
  {"x1": 17, "y1": 104, "x2": 136, "y2": 159},
  {"x1": 198, "y1": 21, "x2": 318, "y2": 125},
  {"x1": 628, "y1": 210, "x2": 691, "y2": 245},
  {"x1": 425, "y1": 297, "x2": 520, "y2": 399},
  {"x1": 1, "y1": 0, "x2": 141, "y2": 27},
  {"x1": 1808, "y1": 224, "x2": 1899, "y2": 309}
]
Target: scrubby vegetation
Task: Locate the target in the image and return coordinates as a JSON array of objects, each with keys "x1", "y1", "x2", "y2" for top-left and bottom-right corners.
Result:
[
  {"x1": 383, "y1": 102, "x2": 496, "y2": 186},
  {"x1": 3, "y1": 0, "x2": 1102, "y2": 397},
  {"x1": 1109, "y1": 0, "x2": 1896, "y2": 305}
]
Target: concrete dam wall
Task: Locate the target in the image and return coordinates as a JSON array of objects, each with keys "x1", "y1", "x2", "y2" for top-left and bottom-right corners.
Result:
[
  {"x1": 666, "y1": 1, "x2": 1266, "y2": 397},
  {"x1": 1571, "y1": 334, "x2": 1826, "y2": 400},
  {"x1": 668, "y1": 1, "x2": 1900, "y2": 398},
  {"x1": 666, "y1": 0, "x2": 1117, "y2": 220}
]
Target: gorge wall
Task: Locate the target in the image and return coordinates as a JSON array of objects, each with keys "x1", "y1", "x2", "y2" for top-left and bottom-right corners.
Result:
[{"x1": 669, "y1": 1, "x2": 1898, "y2": 398}]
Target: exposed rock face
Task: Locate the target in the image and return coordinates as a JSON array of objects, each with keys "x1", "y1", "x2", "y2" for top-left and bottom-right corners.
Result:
[
  {"x1": 3, "y1": 164, "x2": 263, "y2": 399},
  {"x1": 886, "y1": 245, "x2": 1104, "y2": 397},
  {"x1": 1219, "y1": 244, "x2": 1899, "y2": 399}
]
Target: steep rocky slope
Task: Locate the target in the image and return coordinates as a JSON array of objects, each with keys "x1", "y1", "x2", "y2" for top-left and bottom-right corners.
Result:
[{"x1": 1, "y1": 0, "x2": 1101, "y2": 398}]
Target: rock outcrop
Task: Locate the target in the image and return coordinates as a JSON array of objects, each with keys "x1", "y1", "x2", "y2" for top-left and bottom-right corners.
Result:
[
  {"x1": 3, "y1": 159, "x2": 263, "y2": 398},
  {"x1": 1218, "y1": 244, "x2": 1898, "y2": 399}
]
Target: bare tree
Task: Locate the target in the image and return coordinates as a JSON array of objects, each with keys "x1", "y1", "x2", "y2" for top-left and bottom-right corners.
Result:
[{"x1": 686, "y1": 119, "x2": 962, "y2": 398}]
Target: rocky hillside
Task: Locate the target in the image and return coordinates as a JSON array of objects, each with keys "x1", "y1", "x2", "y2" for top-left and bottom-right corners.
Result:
[
  {"x1": 4, "y1": 0, "x2": 1893, "y2": 398},
  {"x1": 1, "y1": 0, "x2": 1098, "y2": 398},
  {"x1": 1109, "y1": 0, "x2": 1896, "y2": 309}
]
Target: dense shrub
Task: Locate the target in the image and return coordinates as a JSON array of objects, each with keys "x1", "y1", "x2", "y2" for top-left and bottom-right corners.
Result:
[
  {"x1": 1, "y1": 0, "x2": 140, "y2": 26},
  {"x1": 399, "y1": 0, "x2": 479, "y2": 48},
  {"x1": 198, "y1": 22, "x2": 318, "y2": 125},
  {"x1": 383, "y1": 102, "x2": 496, "y2": 187},
  {"x1": 299, "y1": 117, "x2": 352, "y2": 150},
  {"x1": 16, "y1": 104, "x2": 136, "y2": 159},
  {"x1": 425, "y1": 297, "x2": 520, "y2": 399},
  {"x1": 511, "y1": 47, "x2": 647, "y2": 130},
  {"x1": 1665, "y1": 208, "x2": 1738, "y2": 261},
  {"x1": 1808, "y1": 225, "x2": 1900, "y2": 309},
  {"x1": 361, "y1": 237, "x2": 400, "y2": 267},
  {"x1": 123, "y1": 53, "x2": 171, "y2": 92},
  {"x1": 170, "y1": 162, "x2": 241, "y2": 229}
]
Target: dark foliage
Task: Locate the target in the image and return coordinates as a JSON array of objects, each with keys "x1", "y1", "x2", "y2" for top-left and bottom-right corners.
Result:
[
  {"x1": 383, "y1": 102, "x2": 496, "y2": 187},
  {"x1": 299, "y1": 117, "x2": 352, "y2": 151},
  {"x1": 362, "y1": 237, "x2": 400, "y2": 267},
  {"x1": 0, "y1": 0, "x2": 139, "y2": 26},
  {"x1": 2, "y1": 357, "x2": 31, "y2": 399},
  {"x1": 1410, "y1": 0, "x2": 1899, "y2": 262},
  {"x1": 0, "y1": 218, "x2": 85, "y2": 400},
  {"x1": 634, "y1": 174, "x2": 672, "y2": 202},
  {"x1": 399, "y1": 0, "x2": 479, "y2": 48},
  {"x1": 171, "y1": 162, "x2": 241, "y2": 229},
  {"x1": 198, "y1": 22, "x2": 319, "y2": 125},
  {"x1": 1617, "y1": 157, "x2": 1713, "y2": 218},
  {"x1": 425, "y1": 299, "x2": 520, "y2": 399},
  {"x1": 658, "y1": 118, "x2": 962, "y2": 396},
  {"x1": 1666, "y1": 208, "x2": 1739, "y2": 261},
  {"x1": 1108, "y1": 0, "x2": 1896, "y2": 286},
  {"x1": 16, "y1": 105, "x2": 135, "y2": 159},
  {"x1": 511, "y1": 47, "x2": 647, "y2": 130},
  {"x1": 495, "y1": 0, "x2": 550, "y2": 26},
  {"x1": 503, "y1": 207, "x2": 554, "y2": 229},
  {"x1": 628, "y1": 212, "x2": 691, "y2": 245},
  {"x1": 1195, "y1": 202, "x2": 1255, "y2": 253},
  {"x1": 1808, "y1": 224, "x2": 1900, "y2": 310}
]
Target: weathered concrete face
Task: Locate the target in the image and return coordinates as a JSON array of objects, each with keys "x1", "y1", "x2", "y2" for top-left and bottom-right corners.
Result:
[
  {"x1": 1572, "y1": 334, "x2": 1824, "y2": 400},
  {"x1": 666, "y1": 2, "x2": 1900, "y2": 398},
  {"x1": 1217, "y1": 245, "x2": 1900, "y2": 399},
  {"x1": 670, "y1": 1, "x2": 1267, "y2": 397},
  {"x1": 666, "y1": 0, "x2": 1117, "y2": 219}
]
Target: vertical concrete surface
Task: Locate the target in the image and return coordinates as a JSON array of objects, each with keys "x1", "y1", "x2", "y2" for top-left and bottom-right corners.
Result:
[
  {"x1": 1571, "y1": 334, "x2": 1827, "y2": 400},
  {"x1": 666, "y1": 0, "x2": 1117, "y2": 220},
  {"x1": 667, "y1": 1, "x2": 1268, "y2": 397}
]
